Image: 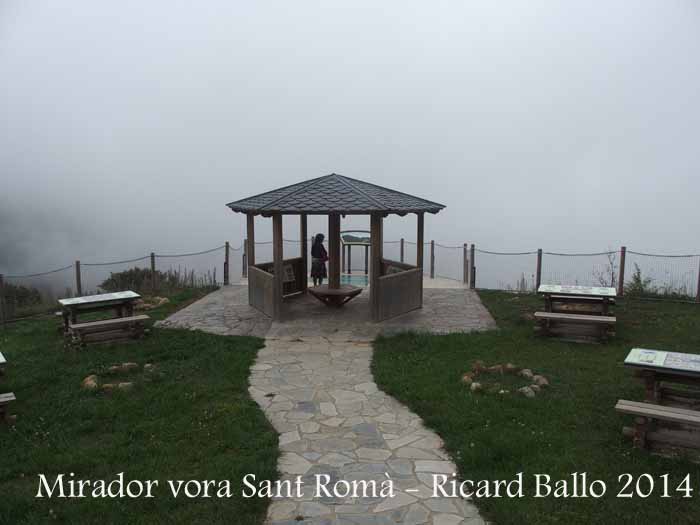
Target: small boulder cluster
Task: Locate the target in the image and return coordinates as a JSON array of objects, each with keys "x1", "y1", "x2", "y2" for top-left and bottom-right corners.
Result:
[
  {"x1": 134, "y1": 297, "x2": 169, "y2": 311},
  {"x1": 461, "y1": 360, "x2": 550, "y2": 398},
  {"x1": 81, "y1": 362, "x2": 156, "y2": 393}
]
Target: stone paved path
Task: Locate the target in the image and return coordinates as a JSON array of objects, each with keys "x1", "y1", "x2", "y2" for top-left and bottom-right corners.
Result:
[
  {"x1": 159, "y1": 284, "x2": 496, "y2": 524},
  {"x1": 249, "y1": 336, "x2": 485, "y2": 525},
  {"x1": 157, "y1": 284, "x2": 496, "y2": 340}
]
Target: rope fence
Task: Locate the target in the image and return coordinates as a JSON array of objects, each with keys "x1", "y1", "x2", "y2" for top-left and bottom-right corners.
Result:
[{"x1": 2, "y1": 241, "x2": 700, "y2": 324}]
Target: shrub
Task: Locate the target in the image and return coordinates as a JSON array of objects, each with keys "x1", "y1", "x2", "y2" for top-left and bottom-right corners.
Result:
[
  {"x1": 99, "y1": 267, "x2": 218, "y2": 294},
  {"x1": 3, "y1": 283, "x2": 42, "y2": 308},
  {"x1": 624, "y1": 264, "x2": 655, "y2": 297}
]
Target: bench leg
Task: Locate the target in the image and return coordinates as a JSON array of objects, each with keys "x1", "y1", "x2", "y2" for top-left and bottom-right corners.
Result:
[
  {"x1": 641, "y1": 372, "x2": 660, "y2": 403},
  {"x1": 633, "y1": 416, "x2": 651, "y2": 449},
  {"x1": 0, "y1": 404, "x2": 14, "y2": 424}
]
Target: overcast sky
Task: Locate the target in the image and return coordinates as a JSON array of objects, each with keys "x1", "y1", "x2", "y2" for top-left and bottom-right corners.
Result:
[{"x1": 2, "y1": 1, "x2": 699, "y2": 274}]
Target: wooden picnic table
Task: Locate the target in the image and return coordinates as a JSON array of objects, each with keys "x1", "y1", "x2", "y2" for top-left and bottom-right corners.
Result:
[
  {"x1": 624, "y1": 348, "x2": 700, "y2": 406},
  {"x1": 535, "y1": 284, "x2": 617, "y2": 341},
  {"x1": 618, "y1": 348, "x2": 700, "y2": 452},
  {"x1": 58, "y1": 291, "x2": 141, "y2": 333},
  {"x1": 537, "y1": 284, "x2": 616, "y2": 315}
]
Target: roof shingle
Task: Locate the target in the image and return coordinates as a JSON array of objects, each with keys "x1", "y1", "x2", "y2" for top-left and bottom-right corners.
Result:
[{"x1": 226, "y1": 173, "x2": 445, "y2": 215}]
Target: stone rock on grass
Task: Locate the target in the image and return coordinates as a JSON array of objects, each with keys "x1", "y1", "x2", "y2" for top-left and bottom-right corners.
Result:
[
  {"x1": 144, "y1": 363, "x2": 155, "y2": 372},
  {"x1": 81, "y1": 375, "x2": 99, "y2": 390},
  {"x1": 472, "y1": 360, "x2": 485, "y2": 373},
  {"x1": 533, "y1": 375, "x2": 549, "y2": 387},
  {"x1": 518, "y1": 386, "x2": 536, "y2": 398},
  {"x1": 530, "y1": 384, "x2": 541, "y2": 393},
  {"x1": 504, "y1": 363, "x2": 519, "y2": 374},
  {"x1": 470, "y1": 382, "x2": 483, "y2": 393},
  {"x1": 101, "y1": 383, "x2": 116, "y2": 392},
  {"x1": 519, "y1": 368, "x2": 534, "y2": 380},
  {"x1": 135, "y1": 297, "x2": 170, "y2": 311},
  {"x1": 487, "y1": 364, "x2": 503, "y2": 374},
  {"x1": 117, "y1": 382, "x2": 134, "y2": 391},
  {"x1": 461, "y1": 373, "x2": 474, "y2": 385},
  {"x1": 108, "y1": 362, "x2": 140, "y2": 374}
]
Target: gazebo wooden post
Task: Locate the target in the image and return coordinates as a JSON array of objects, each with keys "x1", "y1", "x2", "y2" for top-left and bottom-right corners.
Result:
[
  {"x1": 300, "y1": 214, "x2": 308, "y2": 292},
  {"x1": 246, "y1": 214, "x2": 256, "y2": 305},
  {"x1": 328, "y1": 214, "x2": 341, "y2": 289},
  {"x1": 416, "y1": 212, "x2": 425, "y2": 306},
  {"x1": 272, "y1": 214, "x2": 284, "y2": 320},
  {"x1": 416, "y1": 212, "x2": 424, "y2": 270},
  {"x1": 370, "y1": 213, "x2": 383, "y2": 321}
]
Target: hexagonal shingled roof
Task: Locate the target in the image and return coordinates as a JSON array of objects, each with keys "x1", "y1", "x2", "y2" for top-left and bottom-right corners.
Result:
[{"x1": 226, "y1": 173, "x2": 445, "y2": 215}]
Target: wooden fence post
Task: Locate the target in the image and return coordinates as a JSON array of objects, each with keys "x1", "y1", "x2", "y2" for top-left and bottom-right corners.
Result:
[
  {"x1": 618, "y1": 246, "x2": 626, "y2": 297},
  {"x1": 536, "y1": 248, "x2": 543, "y2": 291},
  {"x1": 242, "y1": 239, "x2": 248, "y2": 278},
  {"x1": 224, "y1": 241, "x2": 230, "y2": 285},
  {"x1": 463, "y1": 243, "x2": 468, "y2": 284},
  {"x1": 400, "y1": 238, "x2": 405, "y2": 263},
  {"x1": 470, "y1": 244, "x2": 476, "y2": 289},
  {"x1": 150, "y1": 252, "x2": 157, "y2": 292},
  {"x1": 75, "y1": 260, "x2": 82, "y2": 296},
  {"x1": 430, "y1": 240, "x2": 435, "y2": 279},
  {"x1": 0, "y1": 274, "x2": 5, "y2": 328}
]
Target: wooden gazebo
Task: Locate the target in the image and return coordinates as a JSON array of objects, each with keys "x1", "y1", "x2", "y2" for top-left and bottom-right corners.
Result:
[{"x1": 226, "y1": 173, "x2": 445, "y2": 322}]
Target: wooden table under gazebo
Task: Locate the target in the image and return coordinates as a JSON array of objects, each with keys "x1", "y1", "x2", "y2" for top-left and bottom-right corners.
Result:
[{"x1": 226, "y1": 173, "x2": 445, "y2": 322}]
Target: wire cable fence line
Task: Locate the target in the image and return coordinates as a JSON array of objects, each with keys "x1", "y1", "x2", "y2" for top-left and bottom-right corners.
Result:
[
  {"x1": 5, "y1": 264, "x2": 75, "y2": 280},
  {"x1": 82, "y1": 255, "x2": 151, "y2": 267},
  {"x1": 155, "y1": 245, "x2": 227, "y2": 258},
  {"x1": 627, "y1": 250, "x2": 700, "y2": 258},
  {"x1": 2, "y1": 241, "x2": 700, "y2": 325}
]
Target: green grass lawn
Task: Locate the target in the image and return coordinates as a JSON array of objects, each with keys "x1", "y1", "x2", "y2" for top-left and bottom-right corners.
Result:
[
  {"x1": 0, "y1": 289, "x2": 278, "y2": 525},
  {"x1": 373, "y1": 291, "x2": 700, "y2": 525}
]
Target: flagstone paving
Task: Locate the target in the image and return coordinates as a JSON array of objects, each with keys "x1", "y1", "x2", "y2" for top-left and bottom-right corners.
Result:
[
  {"x1": 157, "y1": 284, "x2": 496, "y2": 340},
  {"x1": 249, "y1": 336, "x2": 487, "y2": 524},
  {"x1": 158, "y1": 284, "x2": 496, "y2": 524}
]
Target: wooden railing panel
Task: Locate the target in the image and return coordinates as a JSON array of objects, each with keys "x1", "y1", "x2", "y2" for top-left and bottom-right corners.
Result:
[
  {"x1": 248, "y1": 266, "x2": 275, "y2": 317},
  {"x1": 376, "y1": 267, "x2": 422, "y2": 320},
  {"x1": 255, "y1": 258, "x2": 305, "y2": 296},
  {"x1": 381, "y1": 258, "x2": 416, "y2": 275}
]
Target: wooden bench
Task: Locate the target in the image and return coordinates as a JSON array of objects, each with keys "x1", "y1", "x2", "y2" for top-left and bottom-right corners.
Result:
[
  {"x1": 0, "y1": 392, "x2": 16, "y2": 423},
  {"x1": 616, "y1": 399, "x2": 700, "y2": 451},
  {"x1": 69, "y1": 314, "x2": 150, "y2": 346},
  {"x1": 534, "y1": 311, "x2": 616, "y2": 341},
  {"x1": 550, "y1": 295, "x2": 615, "y2": 304}
]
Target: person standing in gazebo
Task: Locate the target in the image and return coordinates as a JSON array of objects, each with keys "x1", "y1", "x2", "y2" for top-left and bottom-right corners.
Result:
[{"x1": 310, "y1": 233, "x2": 328, "y2": 286}]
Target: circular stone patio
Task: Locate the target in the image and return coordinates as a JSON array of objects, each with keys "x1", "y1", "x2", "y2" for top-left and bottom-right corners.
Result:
[{"x1": 158, "y1": 282, "x2": 496, "y2": 524}]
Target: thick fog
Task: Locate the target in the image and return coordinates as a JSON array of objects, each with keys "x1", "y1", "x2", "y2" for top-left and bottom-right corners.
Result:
[{"x1": 2, "y1": 1, "x2": 699, "y2": 277}]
